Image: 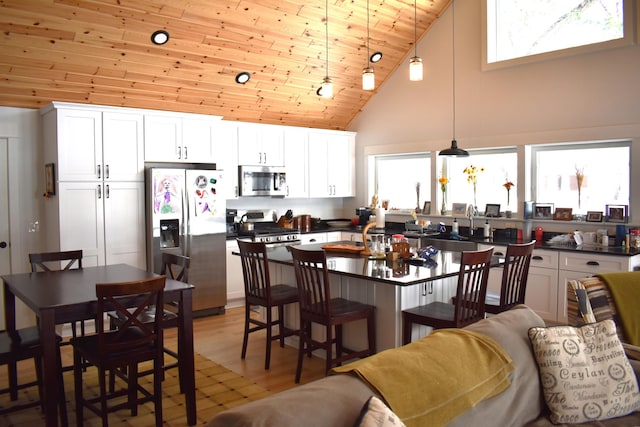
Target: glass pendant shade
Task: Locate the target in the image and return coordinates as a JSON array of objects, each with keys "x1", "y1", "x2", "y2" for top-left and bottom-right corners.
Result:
[
  {"x1": 362, "y1": 67, "x2": 375, "y2": 90},
  {"x1": 321, "y1": 77, "x2": 333, "y2": 98},
  {"x1": 409, "y1": 56, "x2": 423, "y2": 81}
]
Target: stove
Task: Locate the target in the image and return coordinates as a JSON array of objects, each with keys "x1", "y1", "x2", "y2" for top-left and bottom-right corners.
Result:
[{"x1": 234, "y1": 209, "x2": 301, "y2": 246}]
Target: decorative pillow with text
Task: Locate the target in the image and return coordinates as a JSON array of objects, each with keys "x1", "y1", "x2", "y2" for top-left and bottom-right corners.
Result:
[
  {"x1": 528, "y1": 320, "x2": 640, "y2": 424},
  {"x1": 355, "y1": 396, "x2": 406, "y2": 427}
]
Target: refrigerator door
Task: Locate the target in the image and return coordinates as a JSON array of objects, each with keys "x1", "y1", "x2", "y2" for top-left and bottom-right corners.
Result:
[{"x1": 185, "y1": 170, "x2": 226, "y2": 236}]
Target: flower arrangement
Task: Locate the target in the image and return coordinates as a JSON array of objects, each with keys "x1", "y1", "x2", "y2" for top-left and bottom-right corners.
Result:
[
  {"x1": 438, "y1": 176, "x2": 448, "y2": 214},
  {"x1": 575, "y1": 166, "x2": 584, "y2": 209},
  {"x1": 503, "y1": 180, "x2": 515, "y2": 206},
  {"x1": 463, "y1": 165, "x2": 484, "y2": 207}
]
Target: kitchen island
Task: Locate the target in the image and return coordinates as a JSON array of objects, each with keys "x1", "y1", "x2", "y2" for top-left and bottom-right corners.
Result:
[{"x1": 258, "y1": 242, "x2": 503, "y2": 351}]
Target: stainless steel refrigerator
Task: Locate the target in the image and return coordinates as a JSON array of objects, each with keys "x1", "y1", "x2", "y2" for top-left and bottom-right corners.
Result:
[{"x1": 146, "y1": 164, "x2": 226, "y2": 315}]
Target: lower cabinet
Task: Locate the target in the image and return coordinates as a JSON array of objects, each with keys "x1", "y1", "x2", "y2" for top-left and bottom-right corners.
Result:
[{"x1": 226, "y1": 239, "x2": 244, "y2": 307}]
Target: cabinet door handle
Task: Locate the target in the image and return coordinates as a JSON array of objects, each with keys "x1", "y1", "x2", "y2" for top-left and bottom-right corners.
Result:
[
  {"x1": 495, "y1": 251, "x2": 504, "y2": 257},
  {"x1": 97, "y1": 184, "x2": 102, "y2": 199},
  {"x1": 422, "y1": 283, "x2": 427, "y2": 296},
  {"x1": 586, "y1": 261, "x2": 600, "y2": 266},
  {"x1": 184, "y1": 146, "x2": 188, "y2": 159},
  {"x1": 532, "y1": 255, "x2": 544, "y2": 261},
  {"x1": 309, "y1": 238, "x2": 316, "y2": 243},
  {"x1": 178, "y1": 146, "x2": 182, "y2": 159},
  {"x1": 105, "y1": 184, "x2": 110, "y2": 198},
  {"x1": 97, "y1": 164, "x2": 101, "y2": 179},
  {"x1": 263, "y1": 152, "x2": 266, "y2": 164},
  {"x1": 105, "y1": 164, "x2": 109, "y2": 179}
]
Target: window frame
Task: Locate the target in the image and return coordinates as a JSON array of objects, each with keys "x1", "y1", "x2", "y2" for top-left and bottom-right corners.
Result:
[
  {"x1": 481, "y1": 0, "x2": 636, "y2": 71},
  {"x1": 371, "y1": 152, "x2": 432, "y2": 211}
]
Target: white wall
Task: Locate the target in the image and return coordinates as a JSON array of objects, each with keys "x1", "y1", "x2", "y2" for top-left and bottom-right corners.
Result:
[{"x1": 346, "y1": 0, "x2": 640, "y2": 222}]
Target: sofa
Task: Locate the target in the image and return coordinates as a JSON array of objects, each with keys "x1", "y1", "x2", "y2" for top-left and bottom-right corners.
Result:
[{"x1": 207, "y1": 305, "x2": 640, "y2": 427}]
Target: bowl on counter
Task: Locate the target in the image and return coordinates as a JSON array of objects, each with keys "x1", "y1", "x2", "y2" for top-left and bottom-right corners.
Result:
[{"x1": 327, "y1": 220, "x2": 352, "y2": 228}]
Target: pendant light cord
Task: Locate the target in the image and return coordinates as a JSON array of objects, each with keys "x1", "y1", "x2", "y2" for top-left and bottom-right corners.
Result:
[
  {"x1": 325, "y1": 0, "x2": 329, "y2": 78},
  {"x1": 367, "y1": 0, "x2": 370, "y2": 65},
  {"x1": 452, "y1": 1, "x2": 456, "y2": 140},
  {"x1": 414, "y1": 0, "x2": 418, "y2": 57}
]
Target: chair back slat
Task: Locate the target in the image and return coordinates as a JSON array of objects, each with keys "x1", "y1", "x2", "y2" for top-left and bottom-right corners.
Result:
[
  {"x1": 95, "y1": 276, "x2": 165, "y2": 356},
  {"x1": 160, "y1": 253, "x2": 190, "y2": 283},
  {"x1": 29, "y1": 250, "x2": 83, "y2": 272},
  {"x1": 453, "y1": 247, "x2": 494, "y2": 327},
  {"x1": 290, "y1": 247, "x2": 332, "y2": 319},
  {"x1": 237, "y1": 240, "x2": 274, "y2": 303},
  {"x1": 499, "y1": 241, "x2": 535, "y2": 308}
]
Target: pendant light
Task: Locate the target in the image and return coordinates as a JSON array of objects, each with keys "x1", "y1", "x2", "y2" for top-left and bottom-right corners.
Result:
[
  {"x1": 320, "y1": 0, "x2": 333, "y2": 98},
  {"x1": 362, "y1": 0, "x2": 375, "y2": 91},
  {"x1": 409, "y1": 0, "x2": 423, "y2": 81},
  {"x1": 440, "y1": 0, "x2": 469, "y2": 157}
]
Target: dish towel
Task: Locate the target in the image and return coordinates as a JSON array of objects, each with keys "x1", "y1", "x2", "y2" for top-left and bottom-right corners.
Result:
[{"x1": 331, "y1": 329, "x2": 514, "y2": 427}]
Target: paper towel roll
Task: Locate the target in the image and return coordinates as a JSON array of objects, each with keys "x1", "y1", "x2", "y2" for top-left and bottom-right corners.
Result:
[{"x1": 375, "y1": 208, "x2": 385, "y2": 228}]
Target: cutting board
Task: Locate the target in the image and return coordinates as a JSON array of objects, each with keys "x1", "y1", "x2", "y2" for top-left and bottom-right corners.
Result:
[{"x1": 321, "y1": 243, "x2": 365, "y2": 254}]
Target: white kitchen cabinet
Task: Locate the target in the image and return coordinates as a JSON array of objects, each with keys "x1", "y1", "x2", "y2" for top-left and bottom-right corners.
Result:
[
  {"x1": 226, "y1": 239, "x2": 244, "y2": 307},
  {"x1": 237, "y1": 123, "x2": 284, "y2": 166},
  {"x1": 342, "y1": 232, "x2": 364, "y2": 243},
  {"x1": 326, "y1": 231, "x2": 342, "y2": 242},
  {"x1": 216, "y1": 120, "x2": 239, "y2": 199},
  {"x1": 283, "y1": 127, "x2": 308, "y2": 198},
  {"x1": 299, "y1": 232, "x2": 327, "y2": 245},
  {"x1": 41, "y1": 106, "x2": 144, "y2": 182},
  {"x1": 57, "y1": 181, "x2": 145, "y2": 269},
  {"x1": 144, "y1": 113, "x2": 222, "y2": 163},
  {"x1": 308, "y1": 130, "x2": 355, "y2": 197}
]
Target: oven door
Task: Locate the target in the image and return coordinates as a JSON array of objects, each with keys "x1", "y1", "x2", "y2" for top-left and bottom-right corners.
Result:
[{"x1": 238, "y1": 165, "x2": 287, "y2": 196}]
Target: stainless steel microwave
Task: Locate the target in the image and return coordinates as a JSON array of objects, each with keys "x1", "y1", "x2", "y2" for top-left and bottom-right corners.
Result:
[{"x1": 238, "y1": 165, "x2": 287, "y2": 197}]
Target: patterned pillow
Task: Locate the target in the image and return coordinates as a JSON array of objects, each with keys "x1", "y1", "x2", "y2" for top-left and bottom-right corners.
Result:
[
  {"x1": 355, "y1": 396, "x2": 406, "y2": 427},
  {"x1": 528, "y1": 320, "x2": 640, "y2": 424}
]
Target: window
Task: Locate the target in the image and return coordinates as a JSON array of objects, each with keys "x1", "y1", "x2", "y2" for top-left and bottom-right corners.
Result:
[
  {"x1": 443, "y1": 149, "x2": 518, "y2": 215},
  {"x1": 485, "y1": 0, "x2": 629, "y2": 66},
  {"x1": 374, "y1": 153, "x2": 430, "y2": 210},
  {"x1": 531, "y1": 141, "x2": 630, "y2": 215}
]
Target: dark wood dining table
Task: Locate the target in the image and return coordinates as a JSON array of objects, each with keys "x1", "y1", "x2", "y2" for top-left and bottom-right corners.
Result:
[{"x1": 1, "y1": 263, "x2": 197, "y2": 427}]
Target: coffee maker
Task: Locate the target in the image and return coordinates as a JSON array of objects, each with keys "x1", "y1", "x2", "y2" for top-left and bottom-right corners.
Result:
[
  {"x1": 355, "y1": 207, "x2": 372, "y2": 226},
  {"x1": 226, "y1": 208, "x2": 238, "y2": 234}
]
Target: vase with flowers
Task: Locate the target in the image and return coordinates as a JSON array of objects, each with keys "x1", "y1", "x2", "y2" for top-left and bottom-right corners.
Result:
[
  {"x1": 503, "y1": 180, "x2": 515, "y2": 218},
  {"x1": 463, "y1": 165, "x2": 484, "y2": 214},
  {"x1": 439, "y1": 176, "x2": 448, "y2": 215},
  {"x1": 575, "y1": 166, "x2": 584, "y2": 210}
]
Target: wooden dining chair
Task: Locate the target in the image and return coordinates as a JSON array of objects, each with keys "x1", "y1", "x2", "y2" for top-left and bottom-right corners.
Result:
[
  {"x1": 402, "y1": 247, "x2": 494, "y2": 345},
  {"x1": 237, "y1": 239, "x2": 299, "y2": 370},
  {"x1": 109, "y1": 252, "x2": 189, "y2": 383},
  {"x1": 290, "y1": 246, "x2": 376, "y2": 383},
  {"x1": 0, "y1": 326, "x2": 68, "y2": 424},
  {"x1": 484, "y1": 241, "x2": 535, "y2": 314},
  {"x1": 71, "y1": 276, "x2": 166, "y2": 427}
]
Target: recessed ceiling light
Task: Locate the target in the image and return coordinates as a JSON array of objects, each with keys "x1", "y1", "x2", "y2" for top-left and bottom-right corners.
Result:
[
  {"x1": 235, "y1": 72, "x2": 251, "y2": 84},
  {"x1": 370, "y1": 52, "x2": 383, "y2": 63},
  {"x1": 151, "y1": 30, "x2": 169, "y2": 45}
]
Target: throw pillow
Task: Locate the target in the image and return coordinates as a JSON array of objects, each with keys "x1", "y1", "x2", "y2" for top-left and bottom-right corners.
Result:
[
  {"x1": 355, "y1": 396, "x2": 406, "y2": 427},
  {"x1": 528, "y1": 319, "x2": 640, "y2": 424}
]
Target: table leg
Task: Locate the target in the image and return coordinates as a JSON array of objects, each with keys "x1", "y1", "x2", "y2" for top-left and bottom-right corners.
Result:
[
  {"x1": 178, "y1": 289, "x2": 196, "y2": 425},
  {"x1": 39, "y1": 308, "x2": 60, "y2": 427}
]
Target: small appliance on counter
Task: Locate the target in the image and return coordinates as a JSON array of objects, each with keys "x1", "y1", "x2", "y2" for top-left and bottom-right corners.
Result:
[{"x1": 355, "y1": 207, "x2": 372, "y2": 226}]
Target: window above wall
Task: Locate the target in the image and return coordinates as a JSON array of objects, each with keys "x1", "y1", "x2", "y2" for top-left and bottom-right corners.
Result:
[{"x1": 483, "y1": 0, "x2": 634, "y2": 69}]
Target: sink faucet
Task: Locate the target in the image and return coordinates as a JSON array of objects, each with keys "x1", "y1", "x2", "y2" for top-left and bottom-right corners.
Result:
[{"x1": 466, "y1": 205, "x2": 477, "y2": 236}]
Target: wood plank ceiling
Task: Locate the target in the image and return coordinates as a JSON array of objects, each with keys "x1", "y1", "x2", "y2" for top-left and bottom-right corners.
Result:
[{"x1": 0, "y1": 0, "x2": 450, "y2": 130}]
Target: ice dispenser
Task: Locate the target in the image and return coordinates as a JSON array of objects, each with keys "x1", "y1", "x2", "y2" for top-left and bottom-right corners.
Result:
[{"x1": 160, "y1": 219, "x2": 180, "y2": 248}]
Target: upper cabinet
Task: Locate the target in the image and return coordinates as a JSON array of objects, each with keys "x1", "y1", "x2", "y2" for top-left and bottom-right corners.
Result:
[
  {"x1": 144, "y1": 112, "x2": 222, "y2": 163},
  {"x1": 237, "y1": 123, "x2": 284, "y2": 166},
  {"x1": 283, "y1": 127, "x2": 308, "y2": 198},
  {"x1": 308, "y1": 130, "x2": 355, "y2": 198},
  {"x1": 217, "y1": 121, "x2": 240, "y2": 199},
  {"x1": 41, "y1": 103, "x2": 144, "y2": 182}
]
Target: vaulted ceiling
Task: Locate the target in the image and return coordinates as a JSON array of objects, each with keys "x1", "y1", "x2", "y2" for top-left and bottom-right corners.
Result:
[{"x1": 0, "y1": 0, "x2": 450, "y2": 130}]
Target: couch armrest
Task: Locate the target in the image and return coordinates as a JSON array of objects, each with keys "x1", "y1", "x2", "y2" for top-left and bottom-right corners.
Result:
[{"x1": 623, "y1": 343, "x2": 640, "y2": 361}]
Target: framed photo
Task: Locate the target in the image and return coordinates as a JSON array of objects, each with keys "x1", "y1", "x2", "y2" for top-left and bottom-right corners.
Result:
[
  {"x1": 44, "y1": 163, "x2": 55, "y2": 196},
  {"x1": 553, "y1": 207, "x2": 573, "y2": 221},
  {"x1": 485, "y1": 203, "x2": 501, "y2": 218},
  {"x1": 606, "y1": 204, "x2": 628, "y2": 223},
  {"x1": 533, "y1": 203, "x2": 554, "y2": 219},
  {"x1": 585, "y1": 211, "x2": 603, "y2": 222},
  {"x1": 422, "y1": 201, "x2": 431, "y2": 215},
  {"x1": 452, "y1": 203, "x2": 467, "y2": 217}
]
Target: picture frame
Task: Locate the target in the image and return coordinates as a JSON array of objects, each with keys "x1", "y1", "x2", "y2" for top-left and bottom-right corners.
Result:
[
  {"x1": 452, "y1": 203, "x2": 467, "y2": 217},
  {"x1": 422, "y1": 201, "x2": 431, "y2": 215},
  {"x1": 553, "y1": 207, "x2": 573, "y2": 221},
  {"x1": 533, "y1": 203, "x2": 554, "y2": 219},
  {"x1": 606, "y1": 204, "x2": 628, "y2": 223},
  {"x1": 484, "y1": 203, "x2": 501, "y2": 218},
  {"x1": 585, "y1": 211, "x2": 603, "y2": 223},
  {"x1": 44, "y1": 163, "x2": 55, "y2": 196}
]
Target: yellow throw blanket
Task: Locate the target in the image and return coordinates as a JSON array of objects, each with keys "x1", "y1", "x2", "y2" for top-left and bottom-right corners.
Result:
[
  {"x1": 332, "y1": 329, "x2": 514, "y2": 427},
  {"x1": 597, "y1": 272, "x2": 640, "y2": 346}
]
